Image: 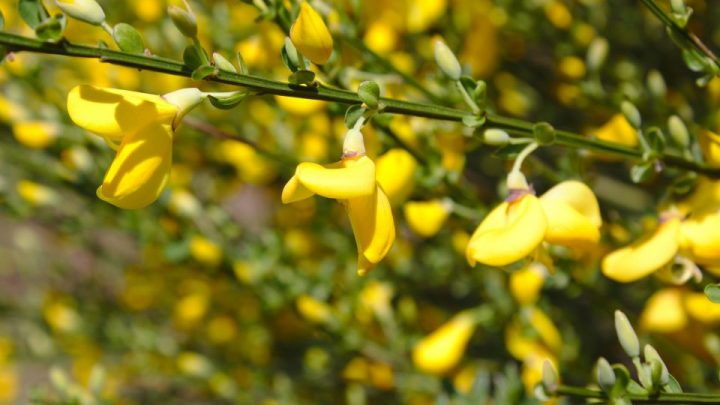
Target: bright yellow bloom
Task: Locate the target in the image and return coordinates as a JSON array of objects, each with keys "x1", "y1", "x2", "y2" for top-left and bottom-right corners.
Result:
[
  {"x1": 290, "y1": 2, "x2": 334, "y2": 65},
  {"x1": 510, "y1": 263, "x2": 547, "y2": 306},
  {"x1": 12, "y1": 121, "x2": 58, "y2": 149},
  {"x1": 412, "y1": 311, "x2": 476, "y2": 375},
  {"x1": 403, "y1": 199, "x2": 452, "y2": 238},
  {"x1": 375, "y1": 148, "x2": 417, "y2": 206},
  {"x1": 640, "y1": 289, "x2": 687, "y2": 333},
  {"x1": 591, "y1": 114, "x2": 638, "y2": 148},
  {"x1": 467, "y1": 181, "x2": 601, "y2": 267},
  {"x1": 66, "y1": 85, "x2": 203, "y2": 209},
  {"x1": 282, "y1": 145, "x2": 395, "y2": 275}
]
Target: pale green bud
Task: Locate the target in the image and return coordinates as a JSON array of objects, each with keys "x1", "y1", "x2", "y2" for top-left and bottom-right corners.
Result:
[
  {"x1": 615, "y1": 310, "x2": 640, "y2": 358},
  {"x1": 212, "y1": 52, "x2": 237, "y2": 73},
  {"x1": 434, "y1": 39, "x2": 462, "y2": 81},
  {"x1": 596, "y1": 357, "x2": 616, "y2": 392},
  {"x1": 668, "y1": 115, "x2": 689, "y2": 147},
  {"x1": 587, "y1": 37, "x2": 609, "y2": 71},
  {"x1": 482, "y1": 129, "x2": 510, "y2": 146},
  {"x1": 55, "y1": 0, "x2": 105, "y2": 25},
  {"x1": 621, "y1": 101, "x2": 642, "y2": 129},
  {"x1": 647, "y1": 70, "x2": 667, "y2": 98},
  {"x1": 644, "y1": 345, "x2": 669, "y2": 386},
  {"x1": 168, "y1": 0, "x2": 197, "y2": 38},
  {"x1": 671, "y1": 0, "x2": 686, "y2": 14},
  {"x1": 343, "y1": 128, "x2": 366, "y2": 157}
]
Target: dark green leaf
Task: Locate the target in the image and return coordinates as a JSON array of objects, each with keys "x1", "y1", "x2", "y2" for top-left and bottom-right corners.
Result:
[
  {"x1": 113, "y1": 23, "x2": 144, "y2": 54},
  {"x1": 35, "y1": 13, "x2": 66, "y2": 42},
  {"x1": 671, "y1": 173, "x2": 697, "y2": 195},
  {"x1": 288, "y1": 70, "x2": 315, "y2": 86},
  {"x1": 705, "y1": 284, "x2": 720, "y2": 304},
  {"x1": 18, "y1": 0, "x2": 48, "y2": 29},
  {"x1": 493, "y1": 143, "x2": 528, "y2": 158},
  {"x1": 191, "y1": 65, "x2": 217, "y2": 81},
  {"x1": 208, "y1": 92, "x2": 249, "y2": 110},
  {"x1": 459, "y1": 76, "x2": 475, "y2": 93},
  {"x1": 183, "y1": 44, "x2": 207, "y2": 70},
  {"x1": 645, "y1": 126, "x2": 666, "y2": 153},
  {"x1": 344, "y1": 105, "x2": 365, "y2": 129}
]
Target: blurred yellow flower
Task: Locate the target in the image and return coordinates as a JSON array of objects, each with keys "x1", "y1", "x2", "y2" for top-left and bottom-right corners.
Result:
[
  {"x1": 467, "y1": 181, "x2": 601, "y2": 267},
  {"x1": 282, "y1": 134, "x2": 395, "y2": 275},
  {"x1": 640, "y1": 289, "x2": 687, "y2": 333},
  {"x1": 16, "y1": 180, "x2": 58, "y2": 206},
  {"x1": 11, "y1": 121, "x2": 58, "y2": 149},
  {"x1": 296, "y1": 294, "x2": 333, "y2": 324},
  {"x1": 67, "y1": 85, "x2": 203, "y2": 208},
  {"x1": 290, "y1": 2, "x2": 333, "y2": 65},
  {"x1": 375, "y1": 148, "x2": 417, "y2": 206},
  {"x1": 412, "y1": 311, "x2": 476, "y2": 375},
  {"x1": 591, "y1": 114, "x2": 638, "y2": 148},
  {"x1": 510, "y1": 263, "x2": 547, "y2": 306},
  {"x1": 275, "y1": 96, "x2": 325, "y2": 116},
  {"x1": 403, "y1": 199, "x2": 452, "y2": 238},
  {"x1": 189, "y1": 236, "x2": 222, "y2": 267}
]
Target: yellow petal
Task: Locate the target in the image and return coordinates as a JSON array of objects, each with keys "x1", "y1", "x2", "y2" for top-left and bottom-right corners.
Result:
[
  {"x1": 677, "y1": 178, "x2": 720, "y2": 217},
  {"x1": 403, "y1": 199, "x2": 451, "y2": 238},
  {"x1": 521, "y1": 352, "x2": 558, "y2": 396},
  {"x1": 295, "y1": 156, "x2": 376, "y2": 200},
  {"x1": 348, "y1": 186, "x2": 395, "y2": 275},
  {"x1": 505, "y1": 308, "x2": 561, "y2": 360},
  {"x1": 412, "y1": 311, "x2": 476, "y2": 375},
  {"x1": 466, "y1": 195, "x2": 547, "y2": 267},
  {"x1": 639, "y1": 289, "x2": 687, "y2": 333},
  {"x1": 540, "y1": 199, "x2": 600, "y2": 250},
  {"x1": 680, "y1": 214, "x2": 720, "y2": 263},
  {"x1": 601, "y1": 218, "x2": 680, "y2": 283},
  {"x1": 67, "y1": 85, "x2": 176, "y2": 141},
  {"x1": 281, "y1": 173, "x2": 315, "y2": 204},
  {"x1": 592, "y1": 114, "x2": 638, "y2": 147},
  {"x1": 685, "y1": 292, "x2": 720, "y2": 324},
  {"x1": 510, "y1": 264, "x2": 546, "y2": 306},
  {"x1": 290, "y1": 2, "x2": 334, "y2": 65},
  {"x1": 529, "y1": 307, "x2": 562, "y2": 354},
  {"x1": 97, "y1": 122, "x2": 173, "y2": 209},
  {"x1": 12, "y1": 121, "x2": 58, "y2": 149},
  {"x1": 698, "y1": 128, "x2": 720, "y2": 167},
  {"x1": 375, "y1": 149, "x2": 418, "y2": 206},
  {"x1": 540, "y1": 180, "x2": 601, "y2": 227},
  {"x1": 274, "y1": 96, "x2": 326, "y2": 116}
]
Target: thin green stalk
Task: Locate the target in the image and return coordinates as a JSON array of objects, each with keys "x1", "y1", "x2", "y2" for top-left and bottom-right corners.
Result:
[
  {"x1": 2, "y1": 31, "x2": 720, "y2": 177},
  {"x1": 555, "y1": 384, "x2": 720, "y2": 404}
]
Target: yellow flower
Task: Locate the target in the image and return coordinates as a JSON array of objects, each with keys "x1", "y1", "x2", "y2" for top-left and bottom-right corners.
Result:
[
  {"x1": 640, "y1": 289, "x2": 687, "y2": 333},
  {"x1": 282, "y1": 149, "x2": 395, "y2": 275},
  {"x1": 12, "y1": 121, "x2": 58, "y2": 149},
  {"x1": 591, "y1": 114, "x2": 638, "y2": 148},
  {"x1": 66, "y1": 85, "x2": 203, "y2": 209},
  {"x1": 467, "y1": 181, "x2": 601, "y2": 267},
  {"x1": 403, "y1": 199, "x2": 452, "y2": 238},
  {"x1": 290, "y1": 2, "x2": 334, "y2": 65},
  {"x1": 189, "y1": 236, "x2": 222, "y2": 267},
  {"x1": 510, "y1": 263, "x2": 547, "y2": 306},
  {"x1": 375, "y1": 148, "x2": 418, "y2": 206},
  {"x1": 412, "y1": 311, "x2": 476, "y2": 375}
]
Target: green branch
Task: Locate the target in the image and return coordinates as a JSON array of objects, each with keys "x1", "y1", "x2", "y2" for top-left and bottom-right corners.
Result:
[
  {"x1": 555, "y1": 385, "x2": 720, "y2": 404},
  {"x1": 2, "y1": 31, "x2": 720, "y2": 177}
]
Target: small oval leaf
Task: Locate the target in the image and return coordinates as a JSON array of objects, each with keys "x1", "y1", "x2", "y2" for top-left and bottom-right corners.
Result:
[
  {"x1": 113, "y1": 23, "x2": 145, "y2": 54},
  {"x1": 705, "y1": 284, "x2": 720, "y2": 304}
]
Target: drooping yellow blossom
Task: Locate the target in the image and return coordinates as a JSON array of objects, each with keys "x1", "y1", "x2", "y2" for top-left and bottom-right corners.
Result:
[
  {"x1": 510, "y1": 263, "x2": 547, "y2": 306},
  {"x1": 283, "y1": 129, "x2": 395, "y2": 275},
  {"x1": 412, "y1": 311, "x2": 476, "y2": 375},
  {"x1": 467, "y1": 181, "x2": 601, "y2": 267},
  {"x1": 639, "y1": 289, "x2": 720, "y2": 334},
  {"x1": 375, "y1": 148, "x2": 418, "y2": 206},
  {"x1": 290, "y1": 2, "x2": 334, "y2": 65},
  {"x1": 403, "y1": 199, "x2": 452, "y2": 238},
  {"x1": 66, "y1": 85, "x2": 204, "y2": 209},
  {"x1": 12, "y1": 121, "x2": 58, "y2": 149},
  {"x1": 591, "y1": 114, "x2": 638, "y2": 147}
]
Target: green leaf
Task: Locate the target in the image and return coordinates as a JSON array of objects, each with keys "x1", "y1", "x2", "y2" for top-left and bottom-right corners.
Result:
[
  {"x1": 630, "y1": 162, "x2": 654, "y2": 183},
  {"x1": 236, "y1": 52, "x2": 249, "y2": 74},
  {"x1": 113, "y1": 23, "x2": 145, "y2": 54},
  {"x1": 0, "y1": 10, "x2": 5, "y2": 30},
  {"x1": 493, "y1": 143, "x2": 528, "y2": 158},
  {"x1": 212, "y1": 52, "x2": 237, "y2": 73},
  {"x1": 288, "y1": 69, "x2": 315, "y2": 86},
  {"x1": 191, "y1": 64, "x2": 217, "y2": 81},
  {"x1": 645, "y1": 126, "x2": 666, "y2": 153},
  {"x1": 357, "y1": 81, "x2": 380, "y2": 109},
  {"x1": 705, "y1": 284, "x2": 720, "y2": 304},
  {"x1": 462, "y1": 114, "x2": 485, "y2": 128},
  {"x1": 208, "y1": 92, "x2": 249, "y2": 110},
  {"x1": 281, "y1": 43, "x2": 302, "y2": 72},
  {"x1": 18, "y1": 0, "x2": 48, "y2": 29},
  {"x1": 344, "y1": 104, "x2": 365, "y2": 129},
  {"x1": 664, "y1": 375, "x2": 683, "y2": 393},
  {"x1": 671, "y1": 173, "x2": 697, "y2": 195},
  {"x1": 183, "y1": 44, "x2": 207, "y2": 71},
  {"x1": 682, "y1": 49, "x2": 711, "y2": 73},
  {"x1": 35, "y1": 13, "x2": 66, "y2": 42}
]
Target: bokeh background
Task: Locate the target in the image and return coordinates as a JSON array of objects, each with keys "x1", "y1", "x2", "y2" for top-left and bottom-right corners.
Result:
[{"x1": 1, "y1": 0, "x2": 720, "y2": 403}]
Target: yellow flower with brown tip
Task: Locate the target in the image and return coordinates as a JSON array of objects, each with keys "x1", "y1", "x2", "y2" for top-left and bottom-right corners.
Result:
[
  {"x1": 66, "y1": 85, "x2": 204, "y2": 209},
  {"x1": 466, "y1": 180, "x2": 601, "y2": 267},
  {"x1": 290, "y1": 2, "x2": 334, "y2": 65},
  {"x1": 412, "y1": 310, "x2": 476, "y2": 375},
  {"x1": 282, "y1": 129, "x2": 395, "y2": 275}
]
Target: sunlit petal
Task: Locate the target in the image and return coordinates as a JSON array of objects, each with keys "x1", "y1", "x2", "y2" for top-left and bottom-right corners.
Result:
[
  {"x1": 639, "y1": 289, "x2": 687, "y2": 333},
  {"x1": 412, "y1": 311, "x2": 476, "y2": 375},
  {"x1": 296, "y1": 156, "x2": 376, "y2": 199},
  {"x1": 403, "y1": 199, "x2": 452, "y2": 238},
  {"x1": 680, "y1": 214, "x2": 720, "y2": 262},
  {"x1": 540, "y1": 180, "x2": 602, "y2": 227},
  {"x1": 540, "y1": 199, "x2": 600, "y2": 250},
  {"x1": 281, "y1": 174, "x2": 315, "y2": 204},
  {"x1": 348, "y1": 186, "x2": 395, "y2": 275}
]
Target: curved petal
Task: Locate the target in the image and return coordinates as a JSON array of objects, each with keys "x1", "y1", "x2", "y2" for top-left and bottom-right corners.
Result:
[
  {"x1": 593, "y1": 114, "x2": 638, "y2": 147},
  {"x1": 680, "y1": 214, "x2": 720, "y2": 262},
  {"x1": 67, "y1": 85, "x2": 176, "y2": 140},
  {"x1": 97, "y1": 122, "x2": 173, "y2": 209},
  {"x1": 677, "y1": 178, "x2": 720, "y2": 216},
  {"x1": 698, "y1": 128, "x2": 720, "y2": 167},
  {"x1": 601, "y1": 218, "x2": 681, "y2": 283},
  {"x1": 281, "y1": 174, "x2": 315, "y2": 203},
  {"x1": 375, "y1": 149, "x2": 418, "y2": 206},
  {"x1": 412, "y1": 311, "x2": 476, "y2": 375},
  {"x1": 348, "y1": 186, "x2": 395, "y2": 275},
  {"x1": 685, "y1": 292, "x2": 720, "y2": 324},
  {"x1": 540, "y1": 199, "x2": 600, "y2": 250},
  {"x1": 403, "y1": 199, "x2": 451, "y2": 238},
  {"x1": 466, "y1": 195, "x2": 547, "y2": 267},
  {"x1": 639, "y1": 289, "x2": 687, "y2": 333},
  {"x1": 510, "y1": 264, "x2": 546, "y2": 306},
  {"x1": 296, "y1": 156, "x2": 376, "y2": 199},
  {"x1": 540, "y1": 180, "x2": 601, "y2": 227}
]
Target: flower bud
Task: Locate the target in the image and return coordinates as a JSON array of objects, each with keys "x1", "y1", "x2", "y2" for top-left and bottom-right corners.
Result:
[
  {"x1": 621, "y1": 100, "x2": 642, "y2": 129},
  {"x1": 55, "y1": 0, "x2": 105, "y2": 25},
  {"x1": 162, "y1": 88, "x2": 206, "y2": 128},
  {"x1": 342, "y1": 128, "x2": 366, "y2": 158},
  {"x1": 614, "y1": 310, "x2": 640, "y2": 358},
  {"x1": 671, "y1": 0, "x2": 686, "y2": 14},
  {"x1": 212, "y1": 52, "x2": 237, "y2": 73},
  {"x1": 434, "y1": 38, "x2": 462, "y2": 81},
  {"x1": 586, "y1": 37, "x2": 608, "y2": 71},
  {"x1": 644, "y1": 345, "x2": 669, "y2": 386},
  {"x1": 647, "y1": 70, "x2": 667, "y2": 98},
  {"x1": 668, "y1": 115, "x2": 690, "y2": 147},
  {"x1": 482, "y1": 128, "x2": 510, "y2": 146},
  {"x1": 168, "y1": 0, "x2": 197, "y2": 38},
  {"x1": 507, "y1": 170, "x2": 530, "y2": 191},
  {"x1": 290, "y1": 2, "x2": 333, "y2": 65},
  {"x1": 596, "y1": 357, "x2": 616, "y2": 392}
]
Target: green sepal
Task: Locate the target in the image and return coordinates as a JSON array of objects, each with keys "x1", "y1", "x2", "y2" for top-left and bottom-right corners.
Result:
[
  {"x1": 35, "y1": 13, "x2": 66, "y2": 42},
  {"x1": 493, "y1": 143, "x2": 528, "y2": 158},
  {"x1": 18, "y1": 0, "x2": 49, "y2": 29},
  {"x1": 183, "y1": 44, "x2": 208, "y2": 70},
  {"x1": 344, "y1": 104, "x2": 365, "y2": 129},
  {"x1": 462, "y1": 114, "x2": 485, "y2": 128},
  {"x1": 288, "y1": 69, "x2": 315, "y2": 86},
  {"x1": 191, "y1": 64, "x2": 217, "y2": 81},
  {"x1": 113, "y1": 23, "x2": 145, "y2": 54},
  {"x1": 208, "y1": 92, "x2": 249, "y2": 110},
  {"x1": 630, "y1": 162, "x2": 655, "y2": 183},
  {"x1": 704, "y1": 283, "x2": 720, "y2": 304},
  {"x1": 236, "y1": 52, "x2": 249, "y2": 74}
]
